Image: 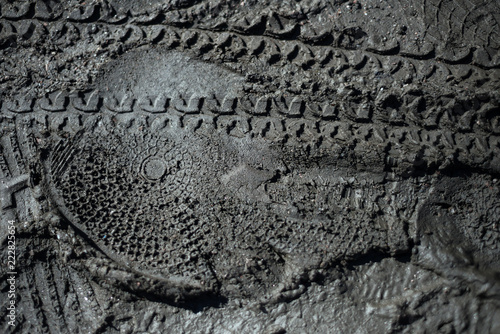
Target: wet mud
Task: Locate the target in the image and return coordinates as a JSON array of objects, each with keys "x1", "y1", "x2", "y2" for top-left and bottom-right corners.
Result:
[{"x1": 1, "y1": 0, "x2": 500, "y2": 333}]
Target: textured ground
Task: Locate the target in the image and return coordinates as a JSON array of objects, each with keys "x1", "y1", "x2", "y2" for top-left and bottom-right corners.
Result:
[{"x1": 1, "y1": 0, "x2": 500, "y2": 333}]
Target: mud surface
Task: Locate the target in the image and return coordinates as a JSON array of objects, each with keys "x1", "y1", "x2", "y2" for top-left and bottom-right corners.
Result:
[{"x1": 1, "y1": 0, "x2": 500, "y2": 333}]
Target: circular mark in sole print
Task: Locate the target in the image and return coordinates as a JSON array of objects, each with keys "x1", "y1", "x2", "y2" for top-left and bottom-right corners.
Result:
[{"x1": 141, "y1": 157, "x2": 168, "y2": 181}]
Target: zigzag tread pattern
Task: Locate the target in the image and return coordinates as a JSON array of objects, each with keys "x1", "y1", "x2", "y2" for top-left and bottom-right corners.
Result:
[
  {"x1": 1, "y1": 17, "x2": 499, "y2": 72},
  {"x1": 1, "y1": 19, "x2": 498, "y2": 119},
  {"x1": 7, "y1": 110, "x2": 500, "y2": 178},
  {"x1": 1, "y1": 0, "x2": 499, "y2": 68},
  {"x1": 2, "y1": 90, "x2": 499, "y2": 136}
]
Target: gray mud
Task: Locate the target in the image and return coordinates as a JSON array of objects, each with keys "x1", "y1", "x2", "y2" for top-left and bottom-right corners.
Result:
[{"x1": 1, "y1": 0, "x2": 500, "y2": 333}]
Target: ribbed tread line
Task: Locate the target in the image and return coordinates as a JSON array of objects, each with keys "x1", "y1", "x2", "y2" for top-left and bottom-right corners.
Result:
[
  {"x1": 50, "y1": 264, "x2": 78, "y2": 334},
  {"x1": 33, "y1": 262, "x2": 65, "y2": 334},
  {"x1": 17, "y1": 271, "x2": 47, "y2": 334},
  {"x1": 5, "y1": 110, "x2": 500, "y2": 178},
  {"x1": 0, "y1": 131, "x2": 22, "y2": 178},
  {"x1": 2, "y1": 0, "x2": 498, "y2": 60},
  {"x1": 68, "y1": 269, "x2": 105, "y2": 330},
  {"x1": 34, "y1": 112, "x2": 500, "y2": 179},
  {"x1": 1, "y1": 12, "x2": 500, "y2": 70},
  {"x1": 3, "y1": 90, "x2": 499, "y2": 141},
  {"x1": 0, "y1": 139, "x2": 12, "y2": 179}
]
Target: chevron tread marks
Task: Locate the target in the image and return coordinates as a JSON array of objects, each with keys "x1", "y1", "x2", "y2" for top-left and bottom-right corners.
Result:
[
  {"x1": 1, "y1": 2, "x2": 499, "y2": 100},
  {"x1": 1, "y1": 0, "x2": 500, "y2": 333},
  {"x1": 0, "y1": 29, "x2": 498, "y2": 147},
  {"x1": 2, "y1": 0, "x2": 497, "y2": 67}
]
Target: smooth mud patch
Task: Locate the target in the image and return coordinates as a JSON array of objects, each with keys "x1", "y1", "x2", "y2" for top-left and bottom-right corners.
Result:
[{"x1": 96, "y1": 48, "x2": 245, "y2": 98}]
